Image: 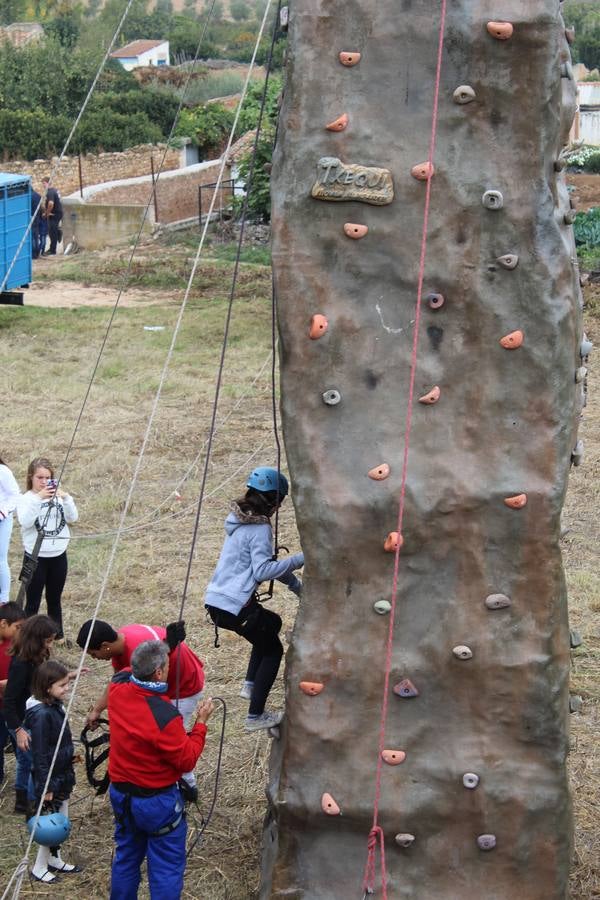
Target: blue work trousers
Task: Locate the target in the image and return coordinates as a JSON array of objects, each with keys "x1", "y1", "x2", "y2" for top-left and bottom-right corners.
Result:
[{"x1": 109, "y1": 783, "x2": 186, "y2": 900}]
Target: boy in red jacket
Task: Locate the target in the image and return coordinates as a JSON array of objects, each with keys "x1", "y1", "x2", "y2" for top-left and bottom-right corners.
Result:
[{"x1": 108, "y1": 639, "x2": 213, "y2": 900}]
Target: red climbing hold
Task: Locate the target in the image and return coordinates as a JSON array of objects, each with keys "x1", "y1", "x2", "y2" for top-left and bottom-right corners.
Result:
[
  {"x1": 418, "y1": 386, "x2": 441, "y2": 405},
  {"x1": 411, "y1": 161, "x2": 434, "y2": 181},
  {"x1": 500, "y1": 330, "x2": 524, "y2": 349},
  {"x1": 321, "y1": 793, "x2": 341, "y2": 815},
  {"x1": 309, "y1": 314, "x2": 328, "y2": 339},
  {"x1": 504, "y1": 493, "x2": 527, "y2": 509},
  {"x1": 368, "y1": 463, "x2": 390, "y2": 481},
  {"x1": 326, "y1": 113, "x2": 349, "y2": 132},
  {"x1": 299, "y1": 681, "x2": 324, "y2": 696},
  {"x1": 393, "y1": 679, "x2": 419, "y2": 698},
  {"x1": 382, "y1": 749, "x2": 406, "y2": 766},
  {"x1": 384, "y1": 532, "x2": 403, "y2": 553},
  {"x1": 344, "y1": 223, "x2": 368, "y2": 239},
  {"x1": 487, "y1": 21, "x2": 514, "y2": 40},
  {"x1": 339, "y1": 51, "x2": 361, "y2": 67}
]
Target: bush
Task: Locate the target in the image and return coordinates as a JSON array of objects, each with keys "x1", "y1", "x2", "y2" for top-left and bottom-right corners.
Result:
[
  {"x1": 235, "y1": 74, "x2": 281, "y2": 136},
  {"x1": 0, "y1": 108, "x2": 71, "y2": 160},
  {"x1": 72, "y1": 109, "x2": 163, "y2": 153},
  {"x1": 233, "y1": 127, "x2": 274, "y2": 222},
  {"x1": 568, "y1": 145, "x2": 600, "y2": 172},
  {"x1": 173, "y1": 103, "x2": 234, "y2": 157},
  {"x1": 574, "y1": 207, "x2": 600, "y2": 250},
  {"x1": 91, "y1": 89, "x2": 180, "y2": 137}
]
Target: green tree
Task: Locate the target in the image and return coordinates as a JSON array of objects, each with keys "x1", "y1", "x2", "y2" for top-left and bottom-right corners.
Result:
[
  {"x1": 230, "y1": 0, "x2": 249, "y2": 22},
  {"x1": 233, "y1": 127, "x2": 273, "y2": 222},
  {"x1": 45, "y1": 13, "x2": 81, "y2": 48},
  {"x1": 72, "y1": 108, "x2": 162, "y2": 152},
  {"x1": 235, "y1": 73, "x2": 281, "y2": 135},
  {"x1": 563, "y1": 2, "x2": 600, "y2": 68},
  {"x1": 173, "y1": 102, "x2": 233, "y2": 157}
]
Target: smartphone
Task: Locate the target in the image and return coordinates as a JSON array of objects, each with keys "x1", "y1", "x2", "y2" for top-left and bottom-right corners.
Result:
[{"x1": 47, "y1": 479, "x2": 58, "y2": 490}]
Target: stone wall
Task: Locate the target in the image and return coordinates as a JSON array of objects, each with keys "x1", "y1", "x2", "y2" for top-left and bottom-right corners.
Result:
[
  {"x1": 264, "y1": 2, "x2": 583, "y2": 898},
  {"x1": 1, "y1": 143, "x2": 185, "y2": 196}
]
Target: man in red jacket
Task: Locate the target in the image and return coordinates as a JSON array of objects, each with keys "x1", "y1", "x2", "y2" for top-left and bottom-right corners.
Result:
[
  {"x1": 77, "y1": 618, "x2": 205, "y2": 797},
  {"x1": 107, "y1": 639, "x2": 214, "y2": 900}
]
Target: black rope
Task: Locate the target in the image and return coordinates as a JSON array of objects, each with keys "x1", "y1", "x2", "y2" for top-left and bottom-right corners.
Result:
[{"x1": 186, "y1": 697, "x2": 227, "y2": 857}]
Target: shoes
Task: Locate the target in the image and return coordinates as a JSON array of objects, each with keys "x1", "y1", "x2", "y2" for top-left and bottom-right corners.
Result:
[
  {"x1": 48, "y1": 861, "x2": 82, "y2": 874},
  {"x1": 14, "y1": 790, "x2": 28, "y2": 814},
  {"x1": 244, "y1": 710, "x2": 283, "y2": 732},
  {"x1": 239, "y1": 681, "x2": 254, "y2": 700},
  {"x1": 31, "y1": 870, "x2": 58, "y2": 883}
]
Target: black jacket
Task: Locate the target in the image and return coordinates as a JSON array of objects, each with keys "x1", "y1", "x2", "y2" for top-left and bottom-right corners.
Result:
[
  {"x1": 24, "y1": 700, "x2": 75, "y2": 802},
  {"x1": 3, "y1": 657, "x2": 35, "y2": 731}
]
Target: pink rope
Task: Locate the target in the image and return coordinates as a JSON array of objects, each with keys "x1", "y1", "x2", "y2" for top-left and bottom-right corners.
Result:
[{"x1": 363, "y1": 2, "x2": 448, "y2": 896}]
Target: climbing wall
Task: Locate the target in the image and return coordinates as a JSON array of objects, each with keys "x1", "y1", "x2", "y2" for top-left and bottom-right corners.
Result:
[{"x1": 264, "y1": 2, "x2": 586, "y2": 898}]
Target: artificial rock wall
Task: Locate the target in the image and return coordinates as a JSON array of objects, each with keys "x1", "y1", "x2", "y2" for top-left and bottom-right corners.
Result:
[{"x1": 265, "y1": 2, "x2": 585, "y2": 898}]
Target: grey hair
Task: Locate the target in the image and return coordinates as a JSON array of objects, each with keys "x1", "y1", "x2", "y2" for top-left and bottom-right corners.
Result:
[{"x1": 131, "y1": 640, "x2": 168, "y2": 681}]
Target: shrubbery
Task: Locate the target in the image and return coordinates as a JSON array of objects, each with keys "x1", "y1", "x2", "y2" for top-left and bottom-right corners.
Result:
[{"x1": 174, "y1": 103, "x2": 234, "y2": 157}]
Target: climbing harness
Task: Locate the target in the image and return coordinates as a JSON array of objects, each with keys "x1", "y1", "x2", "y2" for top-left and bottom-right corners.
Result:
[{"x1": 80, "y1": 719, "x2": 110, "y2": 796}]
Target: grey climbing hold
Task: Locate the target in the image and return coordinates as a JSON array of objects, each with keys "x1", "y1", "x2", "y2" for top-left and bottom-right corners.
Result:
[
  {"x1": 477, "y1": 834, "x2": 497, "y2": 851},
  {"x1": 569, "y1": 629, "x2": 583, "y2": 649},
  {"x1": 564, "y1": 209, "x2": 577, "y2": 225},
  {"x1": 463, "y1": 773, "x2": 480, "y2": 790},
  {"x1": 373, "y1": 599, "x2": 391, "y2": 615},
  {"x1": 565, "y1": 27, "x2": 575, "y2": 45},
  {"x1": 485, "y1": 593, "x2": 511, "y2": 610},
  {"x1": 497, "y1": 254, "x2": 519, "y2": 270},
  {"x1": 280, "y1": 6, "x2": 289, "y2": 29},
  {"x1": 322, "y1": 389, "x2": 341, "y2": 406},
  {"x1": 560, "y1": 61, "x2": 573, "y2": 80},
  {"x1": 453, "y1": 85, "x2": 476, "y2": 105},
  {"x1": 395, "y1": 834, "x2": 415, "y2": 848},
  {"x1": 426, "y1": 292, "x2": 445, "y2": 310},
  {"x1": 482, "y1": 190, "x2": 503, "y2": 211},
  {"x1": 453, "y1": 645, "x2": 473, "y2": 660},
  {"x1": 569, "y1": 695, "x2": 583, "y2": 714},
  {"x1": 580, "y1": 336, "x2": 593, "y2": 358},
  {"x1": 575, "y1": 366, "x2": 588, "y2": 384},
  {"x1": 393, "y1": 679, "x2": 419, "y2": 698},
  {"x1": 571, "y1": 440, "x2": 584, "y2": 467}
]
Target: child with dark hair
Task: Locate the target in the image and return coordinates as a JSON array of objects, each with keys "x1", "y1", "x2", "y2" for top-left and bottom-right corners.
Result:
[
  {"x1": 4, "y1": 614, "x2": 59, "y2": 812},
  {"x1": 0, "y1": 602, "x2": 25, "y2": 783},
  {"x1": 25, "y1": 659, "x2": 80, "y2": 883},
  {"x1": 16, "y1": 456, "x2": 78, "y2": 640},
  {"x1": 205, "y1": 466, "x2": 304, "y2": 732}
]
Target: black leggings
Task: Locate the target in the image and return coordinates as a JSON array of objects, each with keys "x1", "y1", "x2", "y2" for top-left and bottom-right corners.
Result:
[
  {"x1": 24, "y1": 552, "x2": 68, "y2": 638},
  {"x1": 207, "y1": 602, "x2": 283, "y2": 716}
]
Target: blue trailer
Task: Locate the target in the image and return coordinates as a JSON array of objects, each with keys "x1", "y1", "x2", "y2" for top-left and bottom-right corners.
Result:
[{"x1": 0, "y1": 172, "x2": 32, "y2": 304}]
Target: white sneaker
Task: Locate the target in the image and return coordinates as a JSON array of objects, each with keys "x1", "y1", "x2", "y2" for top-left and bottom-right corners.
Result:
[
  {"x1": 244, "y1": 711, "x2": 283, "y2": 732},
  {"x1": 239, "y1": 681, "x2": 254, "y2": 700}
]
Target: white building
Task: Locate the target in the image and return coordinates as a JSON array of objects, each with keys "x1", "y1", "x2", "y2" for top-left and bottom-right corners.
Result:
[{"x1": 110, "y1": 39, "x2": 170, "y2": 71}]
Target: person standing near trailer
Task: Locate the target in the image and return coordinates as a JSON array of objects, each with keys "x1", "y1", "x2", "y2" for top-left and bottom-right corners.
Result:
[
  {"x1": 30, "y1": 186, "x2": 42, "y2": 260},
  {"x1": 41, "y1": 177, "x2": 62, "y2": 256},
  {"x1": 0, "y1": 455, "x2": 20, "y2": 604}
]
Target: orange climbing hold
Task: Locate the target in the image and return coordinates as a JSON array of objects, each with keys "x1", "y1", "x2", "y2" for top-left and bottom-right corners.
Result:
[
  {"x1": 500, "y1": 330, "x2": 524, "y2": 349},
  {"x1": 418, "y1": 386, "x2": 441, "y2": 405},
  {"x1": 411, "y1": 161, "x2": 434, "y2": 181},
  {"x1": 309, "y1": 314, "x2": 328, "y2": 339},
  {"x1": 384, "y1": 532, "x2": 403, "y2": 553},
  {"x1": 299, "y1": 681, "x2": 324, "y2": 696},
  {"x1": 326, "y1": 113, "x2": 349, "y2": 132},
  {"x1": 382, "y1": 749, "x2": 406, "y2": 766},
  {"x1": 321, "y1": 793, "x2": 341, "y2": 815},
  {"x1": 339, "y1": 51, "x2": 361, "y2": 67},
  {"x1": 368, "y1": 463, "x2": 390, "y2": 481},
  {"x1": 487, "y1": 21, "x2": 514, "y2": 40},
  {"x1": 504, "y1": 493, "x2": 527, "y2": 509},
  {"x1": 343, "y1": 223, "x2": 368, "y2": 240}
]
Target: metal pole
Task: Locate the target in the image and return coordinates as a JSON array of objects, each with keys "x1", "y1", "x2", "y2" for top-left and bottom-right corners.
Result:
[
  {"x1": 150, "y1": 155, "x2": 159, "y2": 223},
  {"x1": 78, "y1": 153, "x2": 84, "y2": 199}
]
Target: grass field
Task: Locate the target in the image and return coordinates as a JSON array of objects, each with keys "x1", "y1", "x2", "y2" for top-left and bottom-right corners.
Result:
[{"x1": 0, "y1": 239, "x2": 598, "y2": 898}]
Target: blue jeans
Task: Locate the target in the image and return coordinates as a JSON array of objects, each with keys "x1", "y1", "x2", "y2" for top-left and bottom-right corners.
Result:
[
  {"x1": 109, "y1": 784, "x2": 186, "y2": 899},
  {"x1": 0, "y1": 514, "x2": 14, "y2": 603},
  {"x1": 8, "y1": 728, "x2": 34, "y2": 797}
]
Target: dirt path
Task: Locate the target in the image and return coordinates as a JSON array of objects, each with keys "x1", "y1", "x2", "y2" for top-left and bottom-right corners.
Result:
[{"x1": 25, "y1": 278, "x2": 176, "y2": 308}]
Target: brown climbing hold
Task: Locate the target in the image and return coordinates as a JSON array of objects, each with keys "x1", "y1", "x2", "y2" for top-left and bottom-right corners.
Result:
[
  {"x1": 299, "y1": 681, "x2": 324, "y2": 696},
  {"x1": 368, "y1": 463, "x2": 390, "y2": 481},
  {"x1": 411, "y1": 161, "x2": 434, "y2": 181},
  {"x1": 427, "y1": 292, "x2": 445, "y2": 310},
  {"x1": 487, "y1": 21, "x2": 514, "y2": 40},
  {"x1": 339, "y1": 51, "x2": 361, "y2": 67},
  {"x1": 418, "y1": 386, "x2": 441, "y2": 405},
  {"x1": 321, "y1": 793, "x2": 341, "y2": 815},
  {"x1": 565, "y1": 27, "x2": 575, "y2": 45},
  {"x1": 393, "y1": 679, "x2": 419, "y2": 698},
  {"x1": 384, "y1": 532, "x2": 403, "y2": 553},
  {"x1": 309, "y1": 314, "x2": 328, "y2": 339},
  {"x1": 343, "y1": 223, "x2": 368, "y2": 240},
  {"x1": 382, "y1": 749, "x2": 406, "y2": 766},
  {"x1": 499, "y1": 330, "x2": 524, "y2": 349},
  {"x1": 326, "y1": 113, "x2": 349, "y2": 132},
  {"x1": 504, "y1": 493, "x2": 527, "y2": 509}
]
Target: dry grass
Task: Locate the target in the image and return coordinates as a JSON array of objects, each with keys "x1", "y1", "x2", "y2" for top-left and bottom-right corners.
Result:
[{"x1": 0, "y1": 244, "x2": 598, "y2": 899}]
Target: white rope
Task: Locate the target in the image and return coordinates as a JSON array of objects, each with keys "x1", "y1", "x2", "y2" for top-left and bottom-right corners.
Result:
[
  {"x1": 1, "y1": 7, "x2": 275, "y2": 894},
  {"x1": 0, "y1": 0, "x2": 138, "y2": 294}
]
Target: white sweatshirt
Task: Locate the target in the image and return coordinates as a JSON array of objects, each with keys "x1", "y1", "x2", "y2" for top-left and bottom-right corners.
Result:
[
  {"x1": 17, "y1": 491, "x2": 78, "y2": 557},
  {"x1": 0, "y1": 464, "x2": 20, "y2": 519}
]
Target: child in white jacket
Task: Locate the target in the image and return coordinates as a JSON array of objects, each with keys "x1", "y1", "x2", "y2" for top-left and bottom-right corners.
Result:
[
  {"x1": 16, "y1": 458, "x2": 78, "y2": 640},
  {"x1": 0, "y1": 456, "x2": 21, "y2": 603}
]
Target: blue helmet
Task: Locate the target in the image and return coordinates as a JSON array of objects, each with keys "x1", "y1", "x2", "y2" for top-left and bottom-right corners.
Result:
[
  {"x1": 27, "y1": 812, "x2": 71, "y2": 847},
  {"x1": 247, "y1": 467, "x2": 289, "y2": 498}
]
